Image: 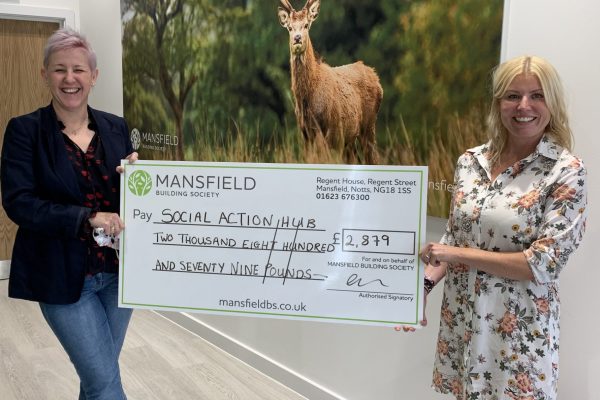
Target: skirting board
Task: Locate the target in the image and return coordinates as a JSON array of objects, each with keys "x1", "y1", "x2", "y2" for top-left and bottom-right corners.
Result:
[
  {"x1": 0, "y1": 260, "x2": 10, "y2": 280},
  {"x1": 157, "y1": 311, "x2": 344, "y2": 400}
]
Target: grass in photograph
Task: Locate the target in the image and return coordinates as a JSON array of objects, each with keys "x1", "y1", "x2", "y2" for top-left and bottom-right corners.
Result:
[{"x1": 139, "y1": 111, "x2": 487, "y2": 217}]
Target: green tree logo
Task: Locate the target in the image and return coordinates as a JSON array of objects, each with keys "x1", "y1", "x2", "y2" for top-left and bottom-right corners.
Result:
[{"x1": 128, "y1": 170, "x2": 152, "y2": 196}]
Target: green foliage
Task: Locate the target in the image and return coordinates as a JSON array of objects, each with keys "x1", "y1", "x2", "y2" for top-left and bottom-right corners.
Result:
[
  {"x1": 122, "y1": 0, "x2": 213, "y2": 159},
  {"x1": 121, "y1": 0, "x2": 503, "y2": 215},
  {"x1": 185, "y1": 1, "x2": 292, "y2": 145},
  {"x1": 392, "y1": 0, "x2": 503, "y2": 137},
  {"x1": 123, "y1": 0, "x2": 502, "y2": 142}
]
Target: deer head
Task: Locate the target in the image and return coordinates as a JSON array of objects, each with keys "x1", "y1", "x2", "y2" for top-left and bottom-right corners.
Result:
[{"x1": 278, "y1": 0, "x2": 320, "y2": 57}]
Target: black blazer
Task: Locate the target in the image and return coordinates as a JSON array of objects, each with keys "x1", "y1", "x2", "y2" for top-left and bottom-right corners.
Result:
[{"x1": 1, "y1": 104, "x2": 133, "y2": 304}]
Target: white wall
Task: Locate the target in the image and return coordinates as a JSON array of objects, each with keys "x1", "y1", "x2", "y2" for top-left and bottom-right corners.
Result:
[
  {"x1": 0, "y1": 0, "x2": 78, "y2": 27},
  {"x1": 502, "y1": 1, "x2": 600, "y2": 399},
  {"x1": 79, "y1": 0, "x2": 123, "y2": 116},
  {"x1": 3, "y1": 1, "x2": 598, "y2": 399}
]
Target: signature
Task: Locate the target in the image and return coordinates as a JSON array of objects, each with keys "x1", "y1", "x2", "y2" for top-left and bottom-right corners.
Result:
[{"x1": 346, "y1": 273, "x2": 388, "y2": 288}]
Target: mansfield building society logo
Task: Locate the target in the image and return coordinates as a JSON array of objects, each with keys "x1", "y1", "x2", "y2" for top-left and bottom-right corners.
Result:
[
  {"x1": 128, "y1": 170, "x2": 152, "y2": 196},
  {"x1": 128, "y1": 170, "x2": 257, "y2": 198},
  {"x1": 130, "y1": 128, "x2": 141, "y2": 150},
  {"x1": 130, "y1": 128, "x2": 178, "y2": 152}
]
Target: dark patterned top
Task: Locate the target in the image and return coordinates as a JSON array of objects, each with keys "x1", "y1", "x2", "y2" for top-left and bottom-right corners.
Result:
[{"x1": 60, "y1": 118, "x2": 119, "y2": 275}]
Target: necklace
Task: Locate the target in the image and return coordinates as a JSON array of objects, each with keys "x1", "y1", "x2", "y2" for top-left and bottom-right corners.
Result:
[{"x1": 64, "y1": 118, "x2": 90, "y2": 136}]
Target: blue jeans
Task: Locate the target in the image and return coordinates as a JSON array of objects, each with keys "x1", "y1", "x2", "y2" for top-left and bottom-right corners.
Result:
[{"x1": 39, "y1": 273, "x2": 132, "y2": 400}]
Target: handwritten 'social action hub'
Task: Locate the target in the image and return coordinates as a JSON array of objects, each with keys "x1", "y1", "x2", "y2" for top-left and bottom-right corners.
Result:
[{"x1": 119, "y1": 161, "x2": 428, "y2": 327}]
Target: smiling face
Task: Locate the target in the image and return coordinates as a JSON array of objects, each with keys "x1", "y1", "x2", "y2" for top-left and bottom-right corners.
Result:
[
  {"x1": 499, "y1": 73, "x2": 550, "y2": 144},
  {"x1": 42, "y1": 47, "x2": 98, "y2": 115}
]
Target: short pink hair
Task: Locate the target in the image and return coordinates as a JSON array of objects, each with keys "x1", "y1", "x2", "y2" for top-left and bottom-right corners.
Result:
[{"x1": 43, "y1": 27, "x2": 97, "y2": 70}]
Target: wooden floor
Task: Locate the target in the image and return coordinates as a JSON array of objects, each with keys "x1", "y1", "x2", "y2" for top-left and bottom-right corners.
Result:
[{"x1": 0, "y1": 279, "x2": 306, "y2": 400}]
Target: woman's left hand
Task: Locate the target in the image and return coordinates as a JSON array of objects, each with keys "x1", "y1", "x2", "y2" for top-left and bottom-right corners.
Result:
[
  {"x1": 420, "y1": 242, "x2": 460, "y2": 266},
  {"x1": 116, "y1": 152, "x2": 138, "y2": 174},
  {"x1": 394, "y1": 292, "x2": 428, "y2": 332}
]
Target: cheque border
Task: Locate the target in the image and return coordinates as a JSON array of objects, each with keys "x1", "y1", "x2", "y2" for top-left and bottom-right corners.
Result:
[{"x1": 119, "y1": 161, "x2": 428, "y2": 326}]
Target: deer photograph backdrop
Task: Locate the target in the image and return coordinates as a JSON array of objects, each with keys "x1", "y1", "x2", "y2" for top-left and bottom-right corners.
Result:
[{"x1": 120, "y1": 0, "x2": 504, "y2": 217}]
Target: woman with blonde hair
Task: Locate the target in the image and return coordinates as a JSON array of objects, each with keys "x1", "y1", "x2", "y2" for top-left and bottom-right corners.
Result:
[{"x1": 419, "y1": 55, "x2": 587, "y2": 399}]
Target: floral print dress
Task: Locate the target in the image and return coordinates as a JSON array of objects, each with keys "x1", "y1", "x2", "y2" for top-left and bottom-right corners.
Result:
[{"x1": 432, "y1": 135, "x2": 587, "y2": 400}]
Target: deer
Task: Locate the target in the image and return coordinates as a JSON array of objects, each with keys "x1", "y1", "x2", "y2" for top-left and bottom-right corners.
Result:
[{"x1": 278, "y1": 0, "x2": 383, "y2": 164}]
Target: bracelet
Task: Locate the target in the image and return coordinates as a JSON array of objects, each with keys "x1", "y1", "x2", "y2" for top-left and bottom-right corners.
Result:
[{"x1": 424, "y1": 275, "x2": 435, "y2": 295}]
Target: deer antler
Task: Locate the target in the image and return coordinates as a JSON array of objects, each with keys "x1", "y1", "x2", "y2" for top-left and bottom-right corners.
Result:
[
  {"x1": 279, "y1": 0, "x2": 294, "y2": 12},
  {"x1": 304, "y1": 0, "x2": 318, "y2": 10}
]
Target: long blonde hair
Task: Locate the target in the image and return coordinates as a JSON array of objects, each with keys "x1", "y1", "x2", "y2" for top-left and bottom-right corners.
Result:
[{"x1": 486, "y1": 55, "x2": 572, "y2": 164}]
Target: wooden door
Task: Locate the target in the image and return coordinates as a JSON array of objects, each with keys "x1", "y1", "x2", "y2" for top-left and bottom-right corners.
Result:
[{"x1": 0, "y1": 19, "x2": 58, "y2": 268}]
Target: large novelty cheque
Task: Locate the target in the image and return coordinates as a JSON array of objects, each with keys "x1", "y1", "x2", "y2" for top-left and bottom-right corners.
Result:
[{"x1": 119, "y1": 161, "x2": 428, "y2": 327}]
